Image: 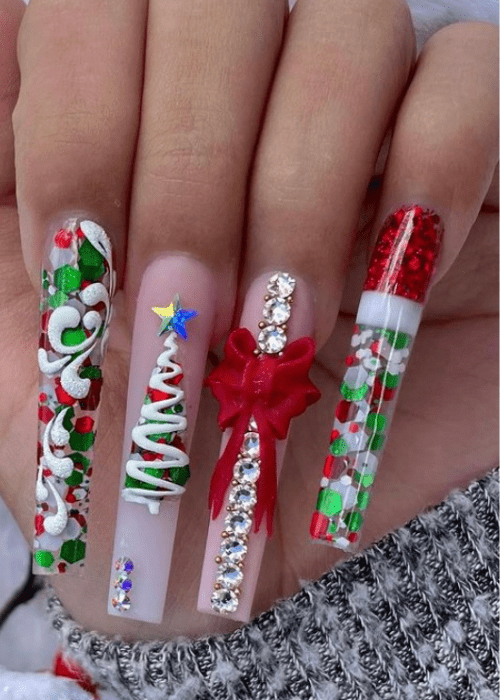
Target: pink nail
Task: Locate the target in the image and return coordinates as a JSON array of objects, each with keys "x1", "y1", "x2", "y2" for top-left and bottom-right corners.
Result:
[
  {"x1": 197, "y1": 272, "x2": 319, "y2": 621},
  {"x1": 108, "y1": 256, "x2": 216, "y2": 623}
]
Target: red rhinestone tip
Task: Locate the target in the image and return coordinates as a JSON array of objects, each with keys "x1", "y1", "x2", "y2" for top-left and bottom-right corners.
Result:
[{"x1": 363, "y1": 205, "x2": 443, "y2": 304}]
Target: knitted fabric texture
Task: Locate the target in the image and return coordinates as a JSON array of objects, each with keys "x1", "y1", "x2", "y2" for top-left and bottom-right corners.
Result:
[{"x1": 47, "y1": 469, "x2": 499, "y2": 700}]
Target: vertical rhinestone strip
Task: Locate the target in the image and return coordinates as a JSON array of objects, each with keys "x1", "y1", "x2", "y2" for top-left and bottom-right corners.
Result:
[{"x1": 211, "y1": 272, "x2": 296, "y2": 614}]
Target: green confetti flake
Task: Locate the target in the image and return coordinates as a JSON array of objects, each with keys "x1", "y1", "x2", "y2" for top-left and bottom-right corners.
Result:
[
  {"x1": 327, "y1": 521, "x2": 337, "y2": 535},
  {"x1": 54, "y1": 264, "x2": 82, "y2": 293},
  {"x1": 368, "y1": 433, "x2": 385, "y2": 451},
  {"x1": 316, "y1": 489, "x2": 343, "y2": 517},
  {"x1": 357, "y1": 491, "x2": 370, "y2": 510},
  {"x1": 382, "y1": 372, "x2": 399, "y2": 389},
  {"x1": 354, "y1": 471, "x2": 375, "y2": 488},
  {"x1": 383, "y1": 329, "x2": 411, "y2": 349},
  {"x1": 48, "y1": 291, "x2": 69, "y2": 309},
  {"x1": 61, "y1": 327, "x2": 87, "y2": 347},
  {"x1": 62, "y1": 407, "x2": 75, "y2": 432},
  {"x1": 340, "y1": 381, "x2": 368, "y2": 402},
  {"x1": 60, "y1": 539, "x2": 86, "y2": 564},
  {"x1": 78, "y1": 239, "x2": 105, "y2": 281},
  {"x1": 125, "y1": 467, "x2": 166, "y2": 491},
  {"x1": 69, "y1": 453, "x2": 91, "y2": 472},
  {"x1": 345, "y1": 511, "x2": 363, "y2": 532},
  {"x1": 69, "y1": 431, "x2": 95, "y2": 452},
  {"x1": 366, "y1": 412, "x2": 386, "y2": 433},
  {"x1": 169, "y1": 465, "x2": 190, "y2": 486},
  {"x1": 65, "y1": 470, "x2": 84, "y2": 486},
  {"x1": 34, "y1": 550, "x2": 54, "y2": 569},
  {"x1": 80, "y1": 365, "x2": 102, "y2": 380},
  {"x1": 330, "y1": 437, "x2": 349, "y2": 456}
]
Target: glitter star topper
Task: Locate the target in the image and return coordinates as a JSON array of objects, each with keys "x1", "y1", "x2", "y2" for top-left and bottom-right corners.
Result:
[{"x1": 152, "y1": 295, "x2": 198, "y2": 340}]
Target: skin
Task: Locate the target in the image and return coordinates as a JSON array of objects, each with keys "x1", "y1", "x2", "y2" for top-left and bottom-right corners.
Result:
[{"x1": 0, "y1": 0, "x2": 497, "y2": 642}]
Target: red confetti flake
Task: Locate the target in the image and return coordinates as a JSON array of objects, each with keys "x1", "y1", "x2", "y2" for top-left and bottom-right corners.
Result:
[
  {"x1": 171, "y1": 373, "x2": 184, "y2": 386},
  {"x1": 42, "y1": 468, "x2": 52, "y2": 477},
  {"x1": 335, "y1": 400, "x2": 352, "y2": 423},
  {"x1": 363, "y1": 205, "x2": 442, "y2": 303},
  {"x1": 41, "y1": 503, "x2": 49, "y2": 511},
  {"x1": 54, "y1": 229, "x2": 72, "y2": 248},
  {"x1": 86, "y1": 468, "x2": 93, "y2": 478},
  {"x1": 348, "y1": 532, "x2": 358, "y2": 543},
  {"x1": 41, "y1": 311, "x2": 51, "y2": 331},
  {"x1": 34, "y1": 514, "x2": 45, "y2": 535},
  {"x1": 39, "y1": 333, "x2": 51, "y2": 351},
  {"x1": 72, "y1": 513, "x2": 87, "y2": 527},
  {"x1": 78, "y1": 378, "x2": 102, "y2": 411},
  {"x1": 148, "y1": 388, "x2": 173, "y2": 403},
  {"x1": 81, "y1": 280, "x2": 92, "y2": 289},
  {"x1": 38, "y1": 405, "x2": 55, "y2": 424},
  {"x1": 370, "y1": 341, "x2": 379, "y2": 354},
  {"x1": 58, "y1": 563, "x2": 68, "y2": 573},
  {"x1": 142, "y1": 451, "x2": 163, "y2": 461},
  {"x1": 349, "y1": 424, "x2": 359, "y2": 433},
  {"x1": 310, "y1": 511, "x2": 329, "y2": 539},
  {"x1": 76, "y1": 227, "x2": 85, "y2": 239},
  {"x1": 345, "y1": 355, "x2": 355, "y2": 366},
  {"x1": 171, "y1": 435, "x2": 186, "y2": 452},
  {"x1": 74, "y1": 416, "x2": 94, "y2": 434},
  {"x1": 66, "y1": 491, "x2": 76, "y2": 503},
  {"x1": 330, "y1": 429, "x2": 340, "y2": 442},
  {"x1": 325, "y1": 533, "x2": 334, "y2": 542},
  {"x1": 323, "y1": 455, "x2": 335, "y2": 478},
  {"x1": 370, "y1": 377, "x2": 395, "y2": 402},
  {"x1": 55, "y1": 379, "x2": 76, "y2": 406},
  {"x1": 353, "y1": 325, "x2": 360, "y2": 334},
  {"x1": 39, "y1": 392, "x2": 48, "y2": 403}
]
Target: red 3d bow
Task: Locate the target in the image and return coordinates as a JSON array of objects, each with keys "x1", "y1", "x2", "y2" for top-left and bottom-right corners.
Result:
[{"x1": 206, "y1": 327, "x2": 320, "y2": 535}]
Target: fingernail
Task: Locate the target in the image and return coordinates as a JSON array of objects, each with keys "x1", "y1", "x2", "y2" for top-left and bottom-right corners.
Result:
[
  {"x1": 108, "y1": 256, "x2": 215, "y2": 623},
  {"x1": 198, "y1": 272, "x2": 320, "y2": 621},
  {"x1": 34, "y1": 218, "x2": 114, "y2": 574},
  {"x1": 310, "y1": 204, "x2": 443, "y2": 551}
]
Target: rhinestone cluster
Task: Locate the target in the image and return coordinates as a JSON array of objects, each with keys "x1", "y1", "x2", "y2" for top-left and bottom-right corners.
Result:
[
  {"x1": 111, "y1": 557, "x2": 134, "y2": 612},
  {"x1": 211, "y1": 272, "x2": 296, "y2": 614}
]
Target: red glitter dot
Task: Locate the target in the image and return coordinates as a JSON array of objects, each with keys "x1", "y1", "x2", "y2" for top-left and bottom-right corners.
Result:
[
  {"x1": 330, "y1": 429, "x2": 340, "y2": 442},
  {"x1": 41, "y1": 312, "x2": 51, "y2": 331},
  {"x1": 323, "y1": 455, "x2": 335, "y2": 478},
  {"x1": 348, "y1": 532, "x2": 358, "y2": 542},
  {"x1": 38, "y1": 405, "x2": 54, "y2": 424},
  {"x1": 66, "y1": 491, "x2": 76, "y2": 503},
  {"x1": 58, "y1": 563, "x2": 67, "y2": 573},
  {"x1": 345, "y1": 355, "x2": 355, "y2": 366},
  {"x1": 171, "y1": 373, "x2": 184, "y2": 386},
  {"x1": 54, "y1": 229, "x2": 72, "y2": 248},
  {"x1": 148, "y1": 388, "x2": 173, "y2": 403},
  {"x1": 34, "y1": 514, "x2": 44, "y2": 536},
  {"x1": 76, "y1": 227, "x2": 85, "y2": 239},
  {"x1": 42, "y1": 469, "x2": 52, "y2": 478},
  {"x1": 55, "y1": 379, "x2": 76, "y2": 406},
  {"x1": 370, "y1": 341, "x2": 379, "y2": 354},
  {"x1": 310, "y1": 512, "x2": 329, "y2": 539},
  {"x1": 336, "y1": 400, "x2": 352, "y2": 423},
  {"x1": 349, "y1": 424, "x2": 359, "y2": 433},
  {"x1": 39, "y1": 392, "x2": 47, "y2": 403},
  {"x1": 74, "y1": 416, "x2": 94, "y2": 434}
]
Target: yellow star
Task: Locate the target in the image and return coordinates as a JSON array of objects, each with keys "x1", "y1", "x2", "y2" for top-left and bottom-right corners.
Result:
[{"x1": 152, "y1": 303, "x2": 174, "y2": 320}]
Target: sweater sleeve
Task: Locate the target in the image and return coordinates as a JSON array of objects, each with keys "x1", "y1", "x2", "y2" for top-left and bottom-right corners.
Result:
[{"x1": 47, "y1": 468, "x2": 499, "y2": 700}]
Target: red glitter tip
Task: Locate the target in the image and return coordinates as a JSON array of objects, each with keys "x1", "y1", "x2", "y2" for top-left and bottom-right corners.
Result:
[{"x1": 364, "y1": 205, "x2": 443, "y2": 304}]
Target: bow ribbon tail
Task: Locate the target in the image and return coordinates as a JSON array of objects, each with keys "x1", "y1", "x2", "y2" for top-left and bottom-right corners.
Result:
[
  {"x1": 253, "y1": 408, "x2": 277, "y2": 537},
  {"x1": 208, "y1": 408, "x2": 252, "y2": 520}
]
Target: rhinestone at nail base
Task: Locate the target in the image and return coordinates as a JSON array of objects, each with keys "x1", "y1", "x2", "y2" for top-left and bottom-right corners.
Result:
[
  {"x1": 241, "y1": 432, "x2": 260, "y2": 458},
  {"x1": 258, "y1": 325, "x2": 287, "y2": 354},
  {"x1": 263, "y1": 296, "x2": 291, "y2": 325},
  {"x1": 267, "y1": 272, "x2": 296, "y2": 299},
  {"x1": 111, "y1": 590, "x2": 131, "y2": 612},
  {"x1": 211, "y1": 587, "x2": 239, "y2": 613}
]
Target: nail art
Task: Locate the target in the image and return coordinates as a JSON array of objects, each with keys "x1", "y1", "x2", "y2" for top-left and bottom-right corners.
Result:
[
  {"x1": 110, "y1": 297, "x2": 197, "y2": 614},
  {"x1": 34, "y1": 219, "x2": 114, "y2": 574},
  {"x1": 310, "y1": 205, "x2": 443, "y2": 551},
  {"x1": 205, "y1": 273, "x2": 320, "y2": 614}
]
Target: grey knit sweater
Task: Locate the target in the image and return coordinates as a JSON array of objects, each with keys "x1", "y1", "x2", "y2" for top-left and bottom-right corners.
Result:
[{"x1": 47, "y1": 468, "x2": 499, "y2": 700}]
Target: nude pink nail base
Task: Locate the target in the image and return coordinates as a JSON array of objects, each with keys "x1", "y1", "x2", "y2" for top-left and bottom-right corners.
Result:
[
  {"x1": 108, "y1": 256, "x2": 215, "y2": 623},
  {"x1": 198, "y1": 272, "x2": 317, "y2": 621}
]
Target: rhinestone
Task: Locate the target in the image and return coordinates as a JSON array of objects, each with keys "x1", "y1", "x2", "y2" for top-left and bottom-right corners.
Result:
[
  {"x1": 248, "y1": 416, "x2": 258, "y2": 431},
  {"x1": 114, "y1": 572, "x2": 131, "y2": 588},
  {"x1": 241, "y1": 432, "x2": 260, "y2": 458},
  {"x1": 220, "y1": 537, "x2": 248, "y2": 562},
  {"x1": 234, "y1": 459, "x2": 260, "y2": 483},
  {"x1": 225, "y1": 511, "x2": 252, "y2": 535},
  {"x1": 111, "y1": 590, "x2": 131, "y2": 612},
  {"x1": 211, "y1": 587, "x2": 239, "y2": 614},
  {"x1": 258, "y1": 325, "x2": 286, "y2": 354},
  {"x1": 267, "y1": 272, "x2": 296, "y2": 298},
  {"x1": 263, "y1": 297, "x2": 291, "y2": 325},
  {"x1": 229, "y1": 485, "x2": 257, "y2": 510},
  {"x1": 217, "y1": 563, "x2": 244, "y2": 589},
  {"x1": 115, "y1": 557, "x2": 134, "y2": 573}
]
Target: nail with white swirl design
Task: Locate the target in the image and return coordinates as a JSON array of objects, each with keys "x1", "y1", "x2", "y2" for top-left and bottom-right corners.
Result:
[{"x1": 34, "y1": 219, "x2": 114, "y2": 575}]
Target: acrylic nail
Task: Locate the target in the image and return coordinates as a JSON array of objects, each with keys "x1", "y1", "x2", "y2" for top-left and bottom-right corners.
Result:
[
  {"x1": 34, "y1": 218, "x2": 114, "y2": 574},
  {"x1": 108, "y1": 256, "x2": 215, "y2": 623},
  {"x1": 197, "y1": 272, "x2": 320, "y2": 621},
  {"x1": 310, "y1": 204, "x2": 443, "y2": 551}
]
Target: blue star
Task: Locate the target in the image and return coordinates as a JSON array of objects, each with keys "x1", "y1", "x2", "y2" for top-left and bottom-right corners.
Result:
[{"x1": 152, "y1": 295, "x2": 198, "y2": 340}]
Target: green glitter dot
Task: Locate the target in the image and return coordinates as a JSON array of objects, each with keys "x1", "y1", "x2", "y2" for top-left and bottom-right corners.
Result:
[
  {"x1": 345, "y1": 511, "x2": 363, "y2": 532},
  {"x1": 357, "y1": 491, "x2": 370, "y2": 510},
  {"x1": 382, "y1": 372, "x2": 399, "y2": 389},
  {"x1": 69, "y1": 453, "x2": 90, "y2": 472},
  {"x1": 62, "y1": 407, "x2": 75, "y2": 432},
  {"x1": 328, "y1": 521, "x2": 337, "y2": 535},
  {"x1": 60, "y1": 539, "x2": 86, "y2": 564},
  {"x1": 61, "y1": 327, "x2": 87, "y2": 347},
  {"x1": 368, "y1": 433, "x2": 385, "y2": 450},
  {"x1": 383, "y1": 330, "x2": 410, "y2": 349},
  {"x1": 340, "y1": 381, "x2": 368, "y2": 402},
  {"x1": 34, "y1": 550, "x2": 54, "y2": 569},
  {"x1": 316, "y1": 489, "x2": 343, "y2": 517},
  {"x1": 170, "y1": 465, "x2": 190, "y2": 486},
  {"x1": 80, "y1": 365, "x2": 102, "y2": 380},
  {"x1": 69, "y1": 431, "x2": 95, "y2": 452},
  {"x1": 366, "y1": 412, "x2": 386, "y2": 433},
  {"x1": 330, "y1": 437, "x2": 349, "y2": 456},
  {"x1": 54, "y1": 265, "x2": 82, "y2": 293},
  {"x1": 48, "y1": 290, "x2": 69, "y2": 309},
  {"x1": 65, "y1": 470, "x2": 84, "y2": 486},
  {"x1": 354, "y1": 471, "x2": 375, "y2": 488}
]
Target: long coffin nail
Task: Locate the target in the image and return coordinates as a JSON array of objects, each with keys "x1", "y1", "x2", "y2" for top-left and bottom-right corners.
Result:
[
  {"x1": 310, "y1": 204, "x2": 443, "y2": 551},
  {"x1": 108, "y1": 256, "x2": 215, "y2": 623},
  {"x1": 34, "y1": 219, "x2": 114, "y2": 574},
  {"x1": 198, "y1": 272, "x2": 320, "y2": 620}
]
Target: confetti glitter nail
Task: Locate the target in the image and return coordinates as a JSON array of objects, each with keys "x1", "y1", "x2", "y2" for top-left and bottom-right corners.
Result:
[
  {"x1": 34, "y1": 219, "x2": 114, "y2": 574},
  {"x1": 310, "y1": 205, "x2": 443, "y2": 551}
]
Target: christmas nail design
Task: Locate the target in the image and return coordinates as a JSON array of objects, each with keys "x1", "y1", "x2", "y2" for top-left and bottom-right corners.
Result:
[
  {"x1": 109, "y1": 296, "x2": 197, "y2": 616},
  {"x1": 206, "y1": 273, "x2": 320, "y2": 613},
  {"x1": 34, "y1": 219, "x2": 114, "y2": 574},
  {"x1": 311, "y1": 205, "x2": 443, "y2": 551}
]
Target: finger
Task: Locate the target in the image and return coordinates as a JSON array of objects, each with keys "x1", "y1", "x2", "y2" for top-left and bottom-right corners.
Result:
[
  {"x1": 311, "y1": 22, "x2": 499, "y2": 551},
  {"x1": 107, "y1": 0, "x2": 286, "y2": 624},
  {"x1": 0, "y1": 0, "x2": 24, "y2": 201},
  {"x1": 198, "y1": 0, "x2": 415, "y2": 621},
  {"x1": 14, "y1": 0, "x2": 148, "y2": 574}
]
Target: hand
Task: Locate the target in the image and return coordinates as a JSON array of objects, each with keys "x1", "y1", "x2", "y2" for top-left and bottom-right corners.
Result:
[{"x1": 0, "y1": 0, "x2": 497, "y2": 641}]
